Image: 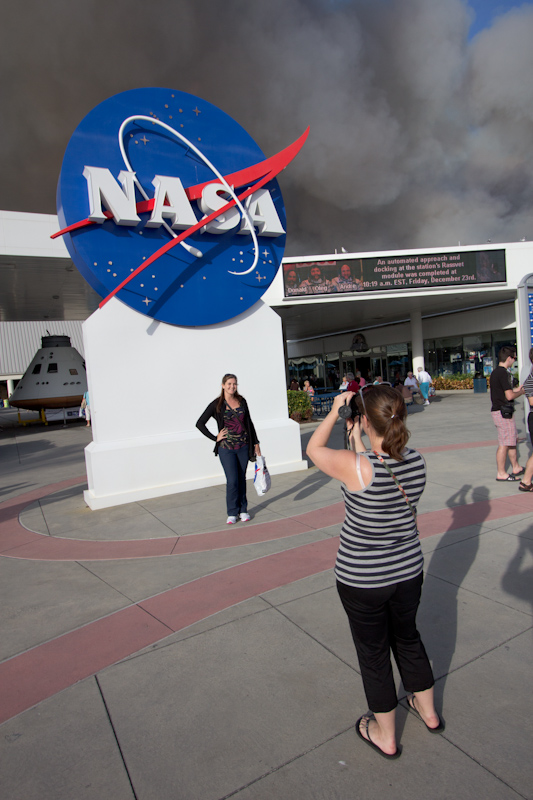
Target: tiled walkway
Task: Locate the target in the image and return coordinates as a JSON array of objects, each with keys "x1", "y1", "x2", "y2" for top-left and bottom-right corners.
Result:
[{"x1": 1, "y1": 393, "x2": 532, "y2": 799}]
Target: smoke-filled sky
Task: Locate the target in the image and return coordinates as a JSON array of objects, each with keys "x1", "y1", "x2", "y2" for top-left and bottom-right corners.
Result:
[{"x1": 1, "y1": 0, "x2": 532, "y2": 256}]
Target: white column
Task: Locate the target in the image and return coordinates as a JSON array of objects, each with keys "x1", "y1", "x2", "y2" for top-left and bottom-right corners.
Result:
[
  {"x1": 410, "y1": 309, "x2": 425, "y2": 372},
  {"x1": 7, "y1": 379, "x2": 15, "y2": 397}
]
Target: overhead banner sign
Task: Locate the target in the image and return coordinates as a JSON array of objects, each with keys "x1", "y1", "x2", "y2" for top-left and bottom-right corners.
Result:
[
  {"x1": 283, "y1": 249, "x2": 506, "y2": 298},
  {"x1": 54, "y1": 88, "x2": 308, "y2": 326}
]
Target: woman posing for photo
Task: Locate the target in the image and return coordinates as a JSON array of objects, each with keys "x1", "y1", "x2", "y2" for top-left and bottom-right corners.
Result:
[{"x1": 196, "y1": 374, "x2": 261, "y2": 525}]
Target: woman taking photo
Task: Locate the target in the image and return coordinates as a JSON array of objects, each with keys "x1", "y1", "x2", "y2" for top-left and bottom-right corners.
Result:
[
  {"x1": 307, "y1": 385, "x2": 443, "y2": 759},
  {"x1": 196, "y1": 374, "x2": 261, "y2": 525}
]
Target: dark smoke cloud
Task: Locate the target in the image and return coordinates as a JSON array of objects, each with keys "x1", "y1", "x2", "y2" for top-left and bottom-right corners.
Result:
[{"x1": 1, "y1": 0, "x2": 532, "y2": 255}]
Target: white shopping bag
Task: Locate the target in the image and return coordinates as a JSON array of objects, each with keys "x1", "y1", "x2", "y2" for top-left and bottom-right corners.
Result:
[{"x1": 254, "y1": 456, "x2": 271, "y2": 496}]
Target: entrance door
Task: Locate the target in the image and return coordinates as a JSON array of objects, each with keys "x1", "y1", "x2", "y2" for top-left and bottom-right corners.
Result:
[
  {"x1": 341, "y1": 358, "x2": 355, "y2": 380},
  {"x1": 371, "y1": 357, "x2": 383, "y2": 382},
  {"x1": 355, "y1": 357, "x2": 371, "y2": 384}
]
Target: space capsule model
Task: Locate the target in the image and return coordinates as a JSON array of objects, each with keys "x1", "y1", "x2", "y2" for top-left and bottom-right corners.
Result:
[{"x1": 9, "y1": 335, "x2": 87, "y2": 410}]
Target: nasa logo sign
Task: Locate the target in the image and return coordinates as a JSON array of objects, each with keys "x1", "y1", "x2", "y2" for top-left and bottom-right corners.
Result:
[{"x1": 55, "y1": 88, "x2": 308, "y2": 326}]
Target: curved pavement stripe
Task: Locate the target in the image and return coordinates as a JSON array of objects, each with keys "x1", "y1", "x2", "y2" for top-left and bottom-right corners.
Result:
[
  {"x1": 0, "y1": 538, "x2": 338, "y2": 724},
  {"x1": 1, "y1": 454, "x2": 531, "y2": 725},
  {"x1": 0, "y1": 480, "x2": 343, "y2": 559},
  {"x1": 1, "y1": 464, "x2": 530, "y2": 561}
]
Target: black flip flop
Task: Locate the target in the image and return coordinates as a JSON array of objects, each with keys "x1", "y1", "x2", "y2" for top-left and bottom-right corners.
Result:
[
  {"x1": 519, "y1": 482, "x2": 533, "y2": 492},
  {"x1": 496, "y1": 475, "x2": 519, "y2": 482},
  {"x1": 355, "y1": 714, "x2": 401, "y2": 759},
  {"x1": 407, "y1": 695, "x2": 445, "y2": 733}
]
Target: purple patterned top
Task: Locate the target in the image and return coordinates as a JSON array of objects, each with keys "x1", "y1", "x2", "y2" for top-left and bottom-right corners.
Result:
[{"x1": 219, "y1": 405, "x2": 248, "y2": 450}]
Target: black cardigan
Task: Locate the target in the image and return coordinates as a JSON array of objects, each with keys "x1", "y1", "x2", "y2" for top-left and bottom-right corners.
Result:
[{"x1": 196, "y1": 396, "x2": 259, "y2": 461}]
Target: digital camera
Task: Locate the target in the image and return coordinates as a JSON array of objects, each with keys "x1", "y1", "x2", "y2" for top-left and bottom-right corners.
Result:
[{"x1": 338, "y1": 395, "x2": 360, "y2": 420}]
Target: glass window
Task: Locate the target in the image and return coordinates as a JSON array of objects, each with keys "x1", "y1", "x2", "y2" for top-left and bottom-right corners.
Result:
[
  {"x1": 288, "y1": 355, "x2": 324, "y2": 389},
  {"x1": 47, "y1": 363, "x2": 58, "y2": 373},
  {"x1": 463, "y1": 334, "x2": 491, "y2": 377},
  {"x1": 32, "y1": 364, "x2": 42, "y2": 374},
  {"x1": 492, "y1": 331, "x2": 516, "y2": 347},
  {"x1": 492, "y1": 331, "x2": 518, "y2": 376},
  {"x1": 386, "y1": 343, "x2": 409, "y2": 383},
  {"x1": 340, "y1": 354, "x2": 356, "y2": 384},
  {"x1": 371, "y1": 357, "x2": 383, "y2": 382},
  {"x1": 434, "y1": 336, "x2": 464, "y2": 376},
  {"x1": 325, "y1": 353, "x2": 340, "y2": 389},
  {"x1": 386, "y1": 343, "x2": 408, "y2": 356},
  {"x1": 423, "y1": 341, "x2": 437, "y2": 375}
]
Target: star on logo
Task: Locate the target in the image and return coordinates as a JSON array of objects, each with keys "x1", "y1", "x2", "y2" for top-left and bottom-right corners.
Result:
[{"x1": 142, "y1": 297, "x2": 152, "y2": 306}]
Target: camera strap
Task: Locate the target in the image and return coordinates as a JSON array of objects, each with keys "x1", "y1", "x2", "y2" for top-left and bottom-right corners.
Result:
[{"x1": 372, "y1": 451, "x2": 417, "y2": 521}]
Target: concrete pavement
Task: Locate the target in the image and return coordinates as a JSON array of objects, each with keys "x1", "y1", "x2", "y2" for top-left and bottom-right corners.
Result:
[{"x1": 0, "y1": 392, "x2": 532, "y2": 799}]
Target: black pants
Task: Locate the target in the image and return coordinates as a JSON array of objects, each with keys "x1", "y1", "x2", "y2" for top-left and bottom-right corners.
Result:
[{"x1": 337, "y1": 572, "x2": 434, "y2": 713}]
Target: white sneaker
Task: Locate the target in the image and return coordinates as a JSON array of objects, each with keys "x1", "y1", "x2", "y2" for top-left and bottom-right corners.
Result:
[
  {"x1": 424, "y1": 400, "x2": 430, "y2": 405},
  {"x1": 240, "y1": 512, "x2": 251, "y2": 522},
  {"x1": 226, "y1": 515, "x2": 237, "y2": 525}
]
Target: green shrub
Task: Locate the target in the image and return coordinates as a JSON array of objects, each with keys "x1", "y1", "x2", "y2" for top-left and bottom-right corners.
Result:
[
  {"x1": 287, "y1": 390, "x2": 313, "y2": 421},
  {"x1": 433, "y1": 374, "x2": 476, "y2": 390}
]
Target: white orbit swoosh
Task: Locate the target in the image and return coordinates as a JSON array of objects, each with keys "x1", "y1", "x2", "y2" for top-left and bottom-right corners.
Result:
[{"x1": 118, "y1": 115, "x2": 259, "y2": 276}]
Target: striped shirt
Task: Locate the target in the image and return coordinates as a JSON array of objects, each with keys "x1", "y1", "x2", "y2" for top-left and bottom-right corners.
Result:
[
  {"x1": 335, "y1": 448, "x2": 426, "y2": 589},
  {"x1": 523, "y1": 368, "x2": 533, "y2": 397}
]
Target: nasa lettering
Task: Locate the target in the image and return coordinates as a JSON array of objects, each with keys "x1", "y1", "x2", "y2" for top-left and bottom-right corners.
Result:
[{"x1": 55, "y1": 88, "x2": 307, "y2": 326}]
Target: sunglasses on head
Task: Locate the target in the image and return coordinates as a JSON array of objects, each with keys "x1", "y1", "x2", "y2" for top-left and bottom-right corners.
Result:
[{"x1": 358, "y1": 382, "x2": 393, "y2": 416}]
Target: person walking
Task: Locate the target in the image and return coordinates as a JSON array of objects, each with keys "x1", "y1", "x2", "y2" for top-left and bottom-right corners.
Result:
[
  {"x1": 196, "y1": 374, "x2": 261, "y2": 524},
  {"x1": 82, "y1": 390, "x2": 91, "y2": 427},
  {"x1": 306, "y1": 384, "x2": 442, "y2": 759},
  {"x1": 416, "y1": 366, "x2": 432, "y2": 405}
]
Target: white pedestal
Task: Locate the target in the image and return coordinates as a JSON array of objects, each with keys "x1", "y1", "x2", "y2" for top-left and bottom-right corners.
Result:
[{"x1": 83, "y1": 299, "x2": 307, "y2": 509}]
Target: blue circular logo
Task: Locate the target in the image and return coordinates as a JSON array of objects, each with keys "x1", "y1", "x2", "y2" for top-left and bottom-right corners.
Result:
[{"x1": 56, "y1": 88, "x2": 289, "y2": 326}]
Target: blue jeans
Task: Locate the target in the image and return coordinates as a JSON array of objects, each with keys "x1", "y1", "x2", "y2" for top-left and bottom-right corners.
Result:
[{"x1": 218, "y1": 444, "x2": 249, "y2": 516}]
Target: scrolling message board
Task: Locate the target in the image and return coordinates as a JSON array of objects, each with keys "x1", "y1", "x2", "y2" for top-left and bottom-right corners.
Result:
[{"x1": 283, "y1": 249, "x2": 506, "y2": 297}]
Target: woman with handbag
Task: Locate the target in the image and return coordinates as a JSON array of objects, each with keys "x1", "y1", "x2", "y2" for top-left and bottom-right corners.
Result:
[
  {"x1": 196, "y1": 374, "x2": 261, "y2": 525},
  {"x1": 307, "y1": 384, "x2": 442, "y2": 760}
]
